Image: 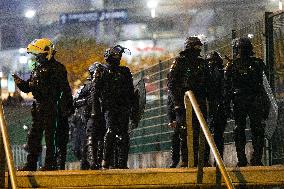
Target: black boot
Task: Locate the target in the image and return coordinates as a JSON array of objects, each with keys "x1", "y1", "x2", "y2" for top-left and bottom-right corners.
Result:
[
  {"x1": 236, "y1": 146, "x2": 248, "y2": 167},
  {"x1": 57, "y1": 149, "x2": 67, "y2": 170},
  {"x1": 80, "y1": 159, "x2": 90, "y2": 170},
  {"x1": 102, "y1": 130, "x2": 115, "y2": 169},
  {"x1": 97, "y1": 141, "x2": 104, "y2": 168},
  {"x1": 234, "y1": 125, "x2": 248, "y2": 167},
  {"x1": 251, "y1": 135, "x2": 264, "y2": 166},
  {"x1": 86, "y1": 136, "x2": 99, "y2": 170},
  {"x1": 180, "y1": 128, "x2": 188, "y2": 168},
  {"x1": 117, "y1": 135, "x2": 129, "y2": 169},
  {"x1": 18, "y1": 154, "x2": 37, "y2": 171},
  {"x1": 170, "y1": 129, "x2": 180, "y2": 168},
  {"x1": 38, "y1": 165, "x2": 57, "y2": 171}
]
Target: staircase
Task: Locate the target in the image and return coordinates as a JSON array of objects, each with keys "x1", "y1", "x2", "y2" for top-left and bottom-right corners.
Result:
[{"x1": 2, "y1": 166, "x2": 284, "y2": 188}]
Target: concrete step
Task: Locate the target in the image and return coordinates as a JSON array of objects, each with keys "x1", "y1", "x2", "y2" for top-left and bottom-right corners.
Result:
[{"x1": 3, "y1": 166, "x2": 284, "y2": 188}]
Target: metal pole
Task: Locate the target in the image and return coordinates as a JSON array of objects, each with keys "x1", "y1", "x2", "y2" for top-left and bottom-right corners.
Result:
[
  {"x1": 0, "y1": 74, "x2": 2, "y2": 100},
  {"x1": 184, "y1": 96, "x2": 194, "y2": 167},
  {"x1": 0, "y1": 101, "x2": 17, "y2": 189},
  {"x1": 0, "y1": 125, "x2": 5, "y2": 189},
  {"x1": 185, "y1": 91, "x2": 235, "y2": 189},
  {"x1": 264, "y1": 12, "x2": 275, "y2": 92},
  {"x1": 232, "y1": 30, "x2": 237, "y2": 60},
  {"x1": 0, "y1": 74, "x2": 5, "y2": 188}
]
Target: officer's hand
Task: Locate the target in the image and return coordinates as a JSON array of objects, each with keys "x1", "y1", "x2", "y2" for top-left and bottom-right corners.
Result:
[
  {"x1": 168, "y1": 121, "x2": 177, "y2": 128},
  {"x1": 130, "y1": 120, "x2": 139, "y2": 130},
  {"x1": 73, "y1": 101, "x2": 78, "y2": 108},
  {"x1": 12, "y1": 74, "x2": 22, "y2": 84}
]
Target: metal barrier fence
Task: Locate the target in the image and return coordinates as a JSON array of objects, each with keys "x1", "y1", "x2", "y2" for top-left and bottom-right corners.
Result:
[
  {"x1": 130, "y1": 11, "x2": 284, "y2": 165},
  {"x1": 11, "y1": 145, "x2": 46, "y2": 169},
  {"x1": 11, "y1": 145, "x2": 27, "y2": 168},
  {"x1": 270, "y1": 11, "x2": 284, "y2": 165}
]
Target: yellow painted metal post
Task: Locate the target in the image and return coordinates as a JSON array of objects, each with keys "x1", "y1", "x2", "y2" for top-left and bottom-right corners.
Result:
[
  {"x1": 0, "y1": 102, "x2": 17, "y2": 189},
  {"x1": 197, "y1": 128, "x2": 205, "y2": 184},
  {"x1": 0, "y1": 124, "x2": 5, "y2": 188},
  {"x1": 184, "y1": 95, "x2": 194, "y2": 167},
  {"x1": 185, "y1": 91, "x2": 235, "y2": 189}
]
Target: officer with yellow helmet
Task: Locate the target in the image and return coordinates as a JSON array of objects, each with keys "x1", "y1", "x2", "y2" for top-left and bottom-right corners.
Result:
[{"x1": 13, "y1": 38, "x2": 74, "y2": 171}]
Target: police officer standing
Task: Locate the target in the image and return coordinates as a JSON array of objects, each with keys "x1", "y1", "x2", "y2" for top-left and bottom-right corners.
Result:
[
  {"x1": 13, "y1": 38, "x2": 74, "y2": 171},
  {"x1": 91, "y1": 45, "x2": 137, "y2": 169},
  {"x1": 73, "y1": 64, "x2": 106, "y2": 169},
  {"x1": 225, "y1": 37, "x2": 270, "y2": 166},
  {"x1": 206, "y1": 51, "x2": 228, "y2": 160},
  {"x1": 167, "y1": 37, "x2": 210, "y2": 167},
  {"x1": 69, "y1": 100, "x2": 89, "y2": 169}
]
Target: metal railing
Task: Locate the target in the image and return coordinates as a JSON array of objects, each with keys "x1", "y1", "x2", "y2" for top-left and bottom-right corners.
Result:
[
  {"x1": 184, "y1": 91, "x2": 235, "y2": 189},
  {"x1": 0, "y1": 100, "x2": 18, "y2": 189},
  {"x1": 12, "y1": 145, "x2": 28, "y2": 168}
]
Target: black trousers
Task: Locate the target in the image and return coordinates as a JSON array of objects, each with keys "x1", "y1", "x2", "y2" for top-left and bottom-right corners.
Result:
[
  {"x1": 233, "y1": 95, "x2": 265, "y2": 164},
  {"x1": 85, "y1": 113, "x2": 106, "y2": 169},
  {"x1": 103, "y1": 108, "x2": 130, "y2": 168},
  {"x1": 171, "y1": 107, "x2": 188, "y2": 165},
  {"x1": 56, "y1": 116, "x2": 69, "y2": 170},
  {"x1": 207, "y1": 100, "x2": 227, "y2": 159},
  {"x1": 26, "y1": 102, "x2": 57, "y2": 169},
  {"x1": 173, "y1": 99, "x2": 209, "y2": 167}
]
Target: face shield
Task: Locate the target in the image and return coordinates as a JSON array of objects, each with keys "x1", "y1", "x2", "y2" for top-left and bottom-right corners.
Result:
[{"x1": 26, "y1": 52, "x2": 49, "y2": 67}]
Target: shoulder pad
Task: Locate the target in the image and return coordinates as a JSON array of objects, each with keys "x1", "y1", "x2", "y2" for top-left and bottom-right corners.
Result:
[
  {"x1": 93, "y1": 62, "x2": 104, "y2": 69},
  {"x1": 93, "y1": 63, "x2": 107, "y2": 81},
  {"x1": 197, "y1": 57, "x2": 205, "y2": 62},
  {"x1": 92, "y1": 62, "x2": 108, "y2": 74},
  {"x1": 73, "y1": 85, "x2": 84, "y2": 99},
  {"x1": 224, "y1": 61, "x2": 233, "y2": 71},
  {"x1": 84, "y1": 80, "x2": 92, "y2": 85},
  {"x1": 253, "y1": 57, "x2": 264, "y2": 63},
  {"x1": 170, "y1": 60, "x2": 176, "y2": 71},
  {"x1": 170, "y1": 58, "x2": 180, "y2": 71},
  {"x1": 120, "y1": 66, "x2": 131, "y2": 72}
]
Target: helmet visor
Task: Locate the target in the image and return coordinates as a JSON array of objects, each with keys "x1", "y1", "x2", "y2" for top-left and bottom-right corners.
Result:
[{"x1": 111, "y1": 45, "x2": 131, "y2": 56}]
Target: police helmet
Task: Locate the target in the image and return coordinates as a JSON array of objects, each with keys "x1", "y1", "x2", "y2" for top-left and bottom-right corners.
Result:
[
  {"x1": 27, "y1": 38, "x2": 55, "y2": 61},
  {"x1": 233, "y1": 37, "x2": 254, "y2": 56},
  {"x1": 184, "y1": 36, "x2": 203, "y2": 49},
  {"x1": 104, "y1": 45, "x2": 131, "y2": 60}
]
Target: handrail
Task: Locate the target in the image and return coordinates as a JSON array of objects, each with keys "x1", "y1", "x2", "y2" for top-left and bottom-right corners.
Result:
[
  {"x1": 0, "y1": 101, "x2": 18, "y2": 189},
  {"x1": 184, "y1": 91, "x2": 235, "y2": 189}
]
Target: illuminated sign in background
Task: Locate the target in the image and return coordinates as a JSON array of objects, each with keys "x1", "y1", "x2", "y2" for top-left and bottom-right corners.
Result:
[{"x1": 59, "y1": 9, "x2": 128, "y2": 24}]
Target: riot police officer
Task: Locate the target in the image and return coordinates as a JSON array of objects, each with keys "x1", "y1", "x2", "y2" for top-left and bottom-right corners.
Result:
[
  {"x1": 225, "y1": 37, "x2": 270, "y2": 166},
  {"x1": 13, "y1": 38, "x2": 74, "y2": 171},
  {"x1": 167, "y1": 90, "x2": 188, "y2": 168},
  {"x1": 73, "y1": 64, "x2": 106, "y2": 170},
  {"x1": 91, "y1": 45, "x2": 137, "y2": 169},
  {"x1": 206, "y1": 51, "x2": 228, "y2": 160},
  {"x1": 71, "y1": 83, "x2": 91, "y2": 170},
  {"x1": 69, "y1": 103, "x2": 89, "y2": 169},
  {"x1": 167, "y1": 36, "x2": 210, "y2": 167}
]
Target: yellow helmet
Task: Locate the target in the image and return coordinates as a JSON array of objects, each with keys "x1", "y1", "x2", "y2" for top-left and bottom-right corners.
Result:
[{"x1": 27, "y1": 38, "x2": 55, "y2": 61}]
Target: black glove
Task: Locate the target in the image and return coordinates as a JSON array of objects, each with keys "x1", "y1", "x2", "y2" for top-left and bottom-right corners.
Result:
[{"x1": 129, "y1": 119, "x2": 139, "y2": 130}]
